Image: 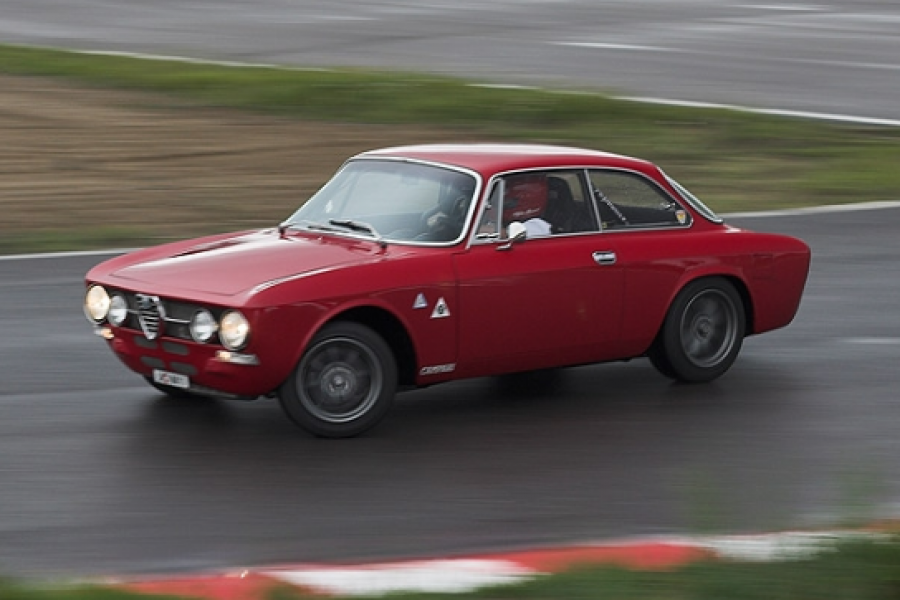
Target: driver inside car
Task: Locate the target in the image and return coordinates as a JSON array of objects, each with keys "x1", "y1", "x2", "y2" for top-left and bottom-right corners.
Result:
[{"x1": 503, "y1": 173, "x2": 552, "y2": 238}]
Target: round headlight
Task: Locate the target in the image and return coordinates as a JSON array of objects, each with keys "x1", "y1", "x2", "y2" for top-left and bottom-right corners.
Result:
[
  {"x1": 84, "y1": 285, "x2": 111, "y2": 322},
  {"x1": 190, "y1": 309, "x2": 218, "y2": 343},
  {"x1": 108, "y1": 294, "x2": 128, "y2": 326},
  {"x1": 219, "y1": 310, "x2": 250, "y2": 350}
]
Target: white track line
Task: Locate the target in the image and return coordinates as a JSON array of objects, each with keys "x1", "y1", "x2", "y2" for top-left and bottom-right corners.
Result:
[
  {"x1": 722, "y1": 200, "x2": 900, "y2": 219},
  {"x1": 553, "y1": 41, "x2": 674, "y2": 52},
  {"x1": 267, "y1": 559, "x2": 534, "y2": 596},
  {"x1": 616, "y1": 96, "x2": 900, "y2": 128},
  {"x1": 0, "y1": 248, "x2": 137, "y2": 261},
  {"x1": 736, "y1": 4, "x2": 826, "y2": 11},
  {"x1": 76, "y1": 49, "x2": 330, "y2": 71}
]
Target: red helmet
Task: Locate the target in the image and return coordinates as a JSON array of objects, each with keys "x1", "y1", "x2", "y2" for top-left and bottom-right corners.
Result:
[{"x1": 503, "y1": 174, "x2": 548, "y2": 221}]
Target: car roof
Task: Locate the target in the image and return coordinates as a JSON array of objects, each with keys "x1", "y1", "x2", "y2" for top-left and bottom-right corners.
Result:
[{"x1": 356, "y1": 143, "x2": 659, "y2": 178}]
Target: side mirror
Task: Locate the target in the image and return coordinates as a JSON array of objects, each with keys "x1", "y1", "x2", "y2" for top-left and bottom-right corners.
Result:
[
  {"x1": 498, "y1": 221, "x2": 527, "y2": 251},
  {"x1": 507, "y1": 221, "x2": 527, "y2": 242}
]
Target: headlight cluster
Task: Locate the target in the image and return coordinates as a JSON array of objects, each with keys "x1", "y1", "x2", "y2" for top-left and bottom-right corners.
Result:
[
  {"x1": 84, "y1": 285, "x2": 250, "y2": 349},
  {"x1": 84, "y1": 285, "x2": 111, "y2": 322},
  {"x1": 190, "y1": 309, "x2": 218, "y2": 343},
  {"x1": 108, "y1": 294, "x2": 128, "y2": 326},
  {"x1": 189, "y1": 309, "x2": 250, "y2": 349},
  {"x1": 219, "y1": 310, "x2": 250, "y2": 350},
  {"x1": 84, "y1": 285, "x2": 130, "y2": 325}
]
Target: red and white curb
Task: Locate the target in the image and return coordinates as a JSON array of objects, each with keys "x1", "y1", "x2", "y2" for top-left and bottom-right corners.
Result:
[{"x1": 103, "y1": 530, "x2": 885, "y2": 600}]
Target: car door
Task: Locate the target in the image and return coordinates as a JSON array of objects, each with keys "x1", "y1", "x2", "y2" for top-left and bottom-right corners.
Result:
[
  {"x1": 586, "y1": 168, "x2": 699, "y2": 357},
  {"x1": 452, "y1": 170, "x2": 625, "y2": 378}
]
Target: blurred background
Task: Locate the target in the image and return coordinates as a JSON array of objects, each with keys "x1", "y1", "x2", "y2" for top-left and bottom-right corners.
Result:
[
  {"x1": 0, "y1": 0, "x2": 898, "y2": 584},
  {"x1": 3, "y1": 0, "x2": 900, "y2": 119}
]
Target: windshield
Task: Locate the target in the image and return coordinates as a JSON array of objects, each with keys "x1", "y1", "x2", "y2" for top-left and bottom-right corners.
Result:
[{"x1": 284, "y1": 159, "x2": 479, "y2": 244}]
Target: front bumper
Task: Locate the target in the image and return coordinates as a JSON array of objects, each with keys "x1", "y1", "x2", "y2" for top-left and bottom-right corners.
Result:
[{"x1": 97, "y1": 325, "x2": 270, "y2": 399}]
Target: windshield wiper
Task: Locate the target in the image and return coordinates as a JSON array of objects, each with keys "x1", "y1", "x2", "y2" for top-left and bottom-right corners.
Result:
[
  {"x1": 278, "y1": 220, "x2": 342, "y2": 237},
  {"x1": 328, "y1": 219, "x2": 386, "y2": 248},
  {"x1": 278, "y1": 219, "x2": 387, "y2": 248}
]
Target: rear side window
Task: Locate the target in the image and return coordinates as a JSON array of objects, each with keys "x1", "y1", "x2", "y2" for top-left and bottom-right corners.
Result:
[{"x1": 588, "y1": 170, "x2": 691, "y2": 230}]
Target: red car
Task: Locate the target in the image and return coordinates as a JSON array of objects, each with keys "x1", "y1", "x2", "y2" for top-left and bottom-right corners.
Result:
[{"x1": 84, "y1": 144, "x2": 811, "y2": 437}]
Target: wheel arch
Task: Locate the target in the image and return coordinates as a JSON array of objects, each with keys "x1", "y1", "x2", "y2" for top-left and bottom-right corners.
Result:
[
  {"x1": 326, "y1": 306, "x2": 418, "y2": 388},
  {"x1": 718, "y1": 274, "x2": 754, "y2": 335},
  {"x1": 649, "y1": 272, "x2": 755, "y2": 353}
]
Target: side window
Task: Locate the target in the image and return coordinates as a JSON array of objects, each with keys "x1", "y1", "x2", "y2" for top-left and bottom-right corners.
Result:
[
  {"x1": 544, "y1": 171, "x2": 599, "y2": 235},
  {"x1": 475, "y1": 170, "x2": 599, "y2": 241},
  {"x1": 588, "y1": 170, "x2": 691, "y2": 230}
]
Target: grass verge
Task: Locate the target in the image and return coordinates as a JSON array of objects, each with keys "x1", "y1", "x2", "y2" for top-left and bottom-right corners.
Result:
[{"x1": 1, "y1": 43, "x2": 899, "y2": 253}]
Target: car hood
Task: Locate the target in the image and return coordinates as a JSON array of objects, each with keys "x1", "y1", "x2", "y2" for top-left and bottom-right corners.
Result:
[{"x1": 109, "y1": 230, "x2": 385, "y2": 297}]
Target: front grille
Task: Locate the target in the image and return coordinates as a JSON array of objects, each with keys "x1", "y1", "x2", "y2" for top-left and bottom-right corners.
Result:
[
  {"x1": 135, "y1": 294, "x2": 164, "y2": 340},
  {"x1": 111, "y1": 291, "x2": 223, "y2": 345}
]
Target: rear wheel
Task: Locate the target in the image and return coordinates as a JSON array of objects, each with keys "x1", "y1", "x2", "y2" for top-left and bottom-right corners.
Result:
[
  {"x1": 279, "y1": 322, "x2": 397, "y2": 438},
  {"x1": 649, "y1": 278, "x2": 745, "y2": 383}
]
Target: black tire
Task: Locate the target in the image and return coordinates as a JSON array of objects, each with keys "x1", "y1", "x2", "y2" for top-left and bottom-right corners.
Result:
[
  {"x1": 646, "y1": 344, "x2": 678, "y2": 380},
  {"x1": 279, "y1": 322, "x2": 397, "y2": 438},
  {"x1": 143, "y1": 376, "x2": 206, "y2": 400},
  {"x1": 650, "y1": 278, "x2": 746, "y2": 383}
]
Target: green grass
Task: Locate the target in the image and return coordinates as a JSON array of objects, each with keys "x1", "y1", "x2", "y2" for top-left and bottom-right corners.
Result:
[
  {"x1": 0, "y1": 581, "x2": 164, "y2": 600},
  {"x1": 2, "y1": 536, "x2": 899, "y2": 599},
  {"x1": 1, "y1": 43, "x2": 899, "y2": 254},
  {"x1": 416, "y1": 538, "x2": 900, "y2": 600},
  {"x1": 487, "y1": 538, "x2": 900, "y2": 600},
  {"x1": 0, "y1": 227, "x2": 147, "y2": 255}
]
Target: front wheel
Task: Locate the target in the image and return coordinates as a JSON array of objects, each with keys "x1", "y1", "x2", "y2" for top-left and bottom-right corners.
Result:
[
  {"x1": 279, "y1": 322, "x2": 397, "y2": 438},
  {"x1": 649, "y1": 278, "x2": 746, "y2": 383}
]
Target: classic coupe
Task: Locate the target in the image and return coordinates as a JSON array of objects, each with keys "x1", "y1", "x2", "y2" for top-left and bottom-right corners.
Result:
[{"x1": 84, "y1": 144, "x2": 811, "y2": 437}]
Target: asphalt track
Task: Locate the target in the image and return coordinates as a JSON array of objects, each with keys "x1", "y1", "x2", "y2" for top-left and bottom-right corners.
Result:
[
  {"x1": 1, "y1": 0, "x2": 900, "y2": 121},
  {"x1": 1, "y1": 206, "x2": 899, "y2": 579},
  {"x1": 2, "y1": 0, "x2": 900, "y2": 583}
]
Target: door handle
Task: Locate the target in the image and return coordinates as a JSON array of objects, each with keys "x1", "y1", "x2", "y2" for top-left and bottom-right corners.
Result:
[{"x1": 592, "y1": 251, "x2": 617, "y2": 266}]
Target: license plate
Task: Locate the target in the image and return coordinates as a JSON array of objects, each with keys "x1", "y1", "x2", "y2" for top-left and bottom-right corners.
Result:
[{"x1": 153, "y1": 369, "x2": 190, "y2": 390}]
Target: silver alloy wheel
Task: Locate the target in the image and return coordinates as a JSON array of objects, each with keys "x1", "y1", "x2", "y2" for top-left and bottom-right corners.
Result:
[
  {"x1": 296, "y1": 336, "x2": 383, "y2": 424},
  {"x1": 678, "y1": 289, "x2": 739, "y2": 369}
]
